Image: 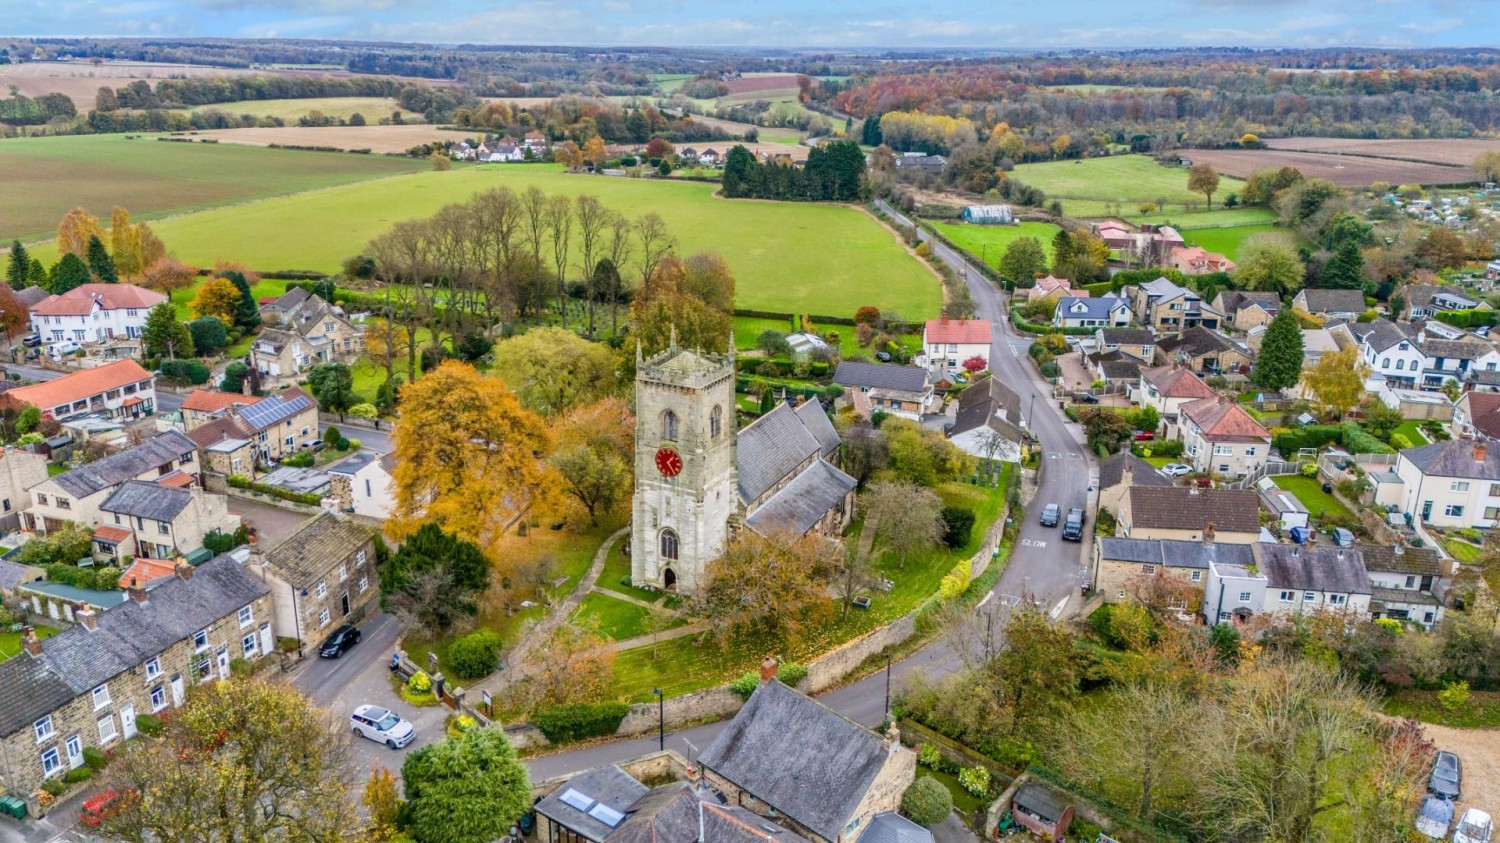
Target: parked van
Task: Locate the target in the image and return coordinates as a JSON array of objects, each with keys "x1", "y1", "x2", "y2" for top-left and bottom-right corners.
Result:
[
  {"x1": 48, "y1": 341, "x2": 80, "y2": 359},
  {"x1": 1062, "y1": 508, "x2": 1086, "y2": 541}
]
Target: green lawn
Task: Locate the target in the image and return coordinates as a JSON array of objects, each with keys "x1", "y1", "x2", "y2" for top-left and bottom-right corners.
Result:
[
  {"x1": 1, "y1": 133, "x2": 428, "y2": 244},
  {"x1": 1393, "y1": 420, "x2": 1430, "y2": 447},
  {"x1": 1272, "y1": 475, "x2": 1353, "y2": 520},
  {"x1": 1442, "y1": 537, "x2": 1482, "y2": 565},
  {"x1": 572, "y1": 591, "x2": 683, "y2": 642},
  {"x1": 597, "y1": 536, "x2": 666, "y2": 604},
  {"x1": 732, "y1": 316, "x2": 920, "y2": 360},
  {"x1": 1012, "y1": 155, "x2": 1246, "y2": 216},
  {"x1": 930, "y1": 221, "x2": 1063, "y2": 271},
  {"x1": 1383, "y1": 689, "x2": 1500, "y2": 729},
  {"x1": 0, "y1": 624, "x2": 59, "y2": 662},
  {"x1": 1182, "y1": 224, "x2": 1292, "y2": 262},
  {"x1": 936, "y1": 470, "x2": 1011, "y2": 560},
  {"x1": 1131, "y1": 206, "x2": 1278, "y2": 228},
  {"x1": 35, "y1": 162, "x2": 939, "y2": 318}
]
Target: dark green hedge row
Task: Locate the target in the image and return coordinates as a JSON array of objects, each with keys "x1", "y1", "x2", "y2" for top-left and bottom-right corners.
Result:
[{"x1": 531, "y1": 701, "x2": 630, "y2": 744}]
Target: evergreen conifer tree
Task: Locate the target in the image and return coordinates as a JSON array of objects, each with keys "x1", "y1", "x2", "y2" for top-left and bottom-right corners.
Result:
[
  {"x1": 6, "y1": 242, "x2": 29, "y2": 291},
  {"x1": 1251, "y1": 307, "x2": 1304, "y2": 392},
  {"x1": 85, "y1": 235, "x2": 116, "y2": 283},
  {"x1": 51, "y1": 253, "x2": 91, "y2": 294}
]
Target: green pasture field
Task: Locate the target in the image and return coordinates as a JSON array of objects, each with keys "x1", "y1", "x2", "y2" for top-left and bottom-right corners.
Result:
[
  {"x1": 1014, "y1": 155, "x2": 1246, "y2": 210},
  {"x1": 572, "y1": 591, "x2": 684, "y2": 642},
  {"x1": 1182, "y1": 224, "x2": 1290, "y2": 261},
  {"x1": 929, "y1": 220, "x2": 1063, "y2": 270},
  {"x1": 654, "y1": 73, "x2": 694, "y2": 94},
  {"x1": 47, "y1": 162, "x2": 939, "y2": 318},
  {"x1": 1128, "y1": 206, "x2": 1277, "y2": 228},
  {"x1": 0, "y1": 134, "x2": 426, "y2": 244},
  {"x1": 178, "y1": 96, "x2": 407, "y2": 123}
]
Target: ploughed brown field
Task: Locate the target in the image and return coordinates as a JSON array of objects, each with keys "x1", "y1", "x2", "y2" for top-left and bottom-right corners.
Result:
[
  {"x1": 181, "y1": 124, "x2": 460, "y2": 153},
  {"x1": 1264, "y1": 137, "x2": 1500, "y2": 168},
  {"x1": 1186, "y1": 147, "x2": 1473, "y2": 188},
  {"x1": 721, "y1": 73, "x2": 804, "y2": 94}
]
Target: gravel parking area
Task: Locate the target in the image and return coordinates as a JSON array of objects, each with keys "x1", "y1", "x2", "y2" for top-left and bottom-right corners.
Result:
[{"x1": 1421, "y1": 723, "x2": 1500, "y2": 822}]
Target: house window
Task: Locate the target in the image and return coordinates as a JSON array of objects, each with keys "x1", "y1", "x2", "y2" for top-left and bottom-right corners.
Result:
[
  {"x1": 1303, "y1": 592, "x2": 1316, "y2": 602},
  {"x1": 1237, "y1": 591, "x2": 1252, "y2": 602},
  {"x1": 315, "y1": 581, "x2": 327, "y2": 599},
  {"x1": 318, "y1": 608, "x2": 330, "y2": 627},
  {"x1": 659, "y1": 528, "x2": 679, "y2": 561},
  {"x1": 1405, "y1": 575, "x2": 1417, "y2": 589},
  {"x1": 145, "y1": 657, "x2": 161, "y2": 679},
  {"x1": 91, "y1": 685, "x2": 111, "y2": 710},
  {"x1": 194, "y1": 629, "x2": 208, "y2": 652},
  {"x1": 35, "y1": 493, "x2": 46, "y2": 506},
  {"x1": 1142, "y1": 564, "x2": 1157, "y2": 575},
  {"x1": 56, "y1": 497, "x2": 70, "y2": 510},
  {"x1": 1382, "y1": 358, "x2": 1390, "y2": 368},
  {"x1": 661, "y1": 410, "x2": 678, "y2": 442},
  {"x1": 1167, "y1": 596, "x2": 1187, "y2": 610},
  {"x1": 1486, "y1": 507, "x2": 1500, "y2": 521},
  {"x1": 1396, "y1": 359, "x2": 1405, "y2": 370},
  {"x1": 358, "y1": 575, "x2": 369, "y2": 593},
  {"x1": 34, "y1": 716, "x2": 55, "y2": 742},
  {"x1": 1490, "y1": 484, "x2": 1500, "y2": 498},
  {"x1": 41, "y1": 748, "x2": 61, "y2": 778},
  {"x1": 97, "y1": 715, "x2": 117, "y2": 744},
  {"x1": 157, "y1": 521, "x2": 169, "y2": 535},
  {"x1": 710, "y1": 405, "x2": 722, "y2": 438},
  {"x1": 1445, "y1": 504, "x2": 1465, "y2": 518},
  {"x1": 1329, "y1": 594, "x2": 1347, "y2": 606},
  {"x1": 1245, "y1": 447, "x2": 1256, "y2": 456},
  {"x1": 1213, "y1": 444, "x2": 1233, "y2": 456},
  {"x1": 356, "y1": 549, "x2": 366, "y2": 567},
  {"x1": 238, "y1": 606, "x2": 253, "y2": 627},
  {"x1": 338, "y1": 563, "x2": 348, "y2": 581},
  {"x1": 1451, "y1": 481, "x2": 1471, "y2": 493},
  {"x1": 1191, "y1": 570, "x2": 1202, "y2": 582},
  {"x1": 242, "y1": 633, "x2": 258, "y2": 658},
  {"x1": 150, "y1": 686, "x2": 167, "y2": 712},
  {"x1": 1218, "y1": 464, "x2": 1230, "y2": 473},
  {"x1": 1279, "y1": 590, "x2": 1295, "y2": 602}
]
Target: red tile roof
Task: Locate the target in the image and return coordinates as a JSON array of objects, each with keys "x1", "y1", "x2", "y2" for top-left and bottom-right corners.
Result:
[
  {"x1": 1142, "y1": 365, "x2": 1217, "y2": 400},
  {"x1": 924, "y1": 319, "x2": 992, "y2": 345},
  {"x1": 9, "y1": 360, "x2": 153, "y2": 413},
  {"x1": 93, "y1": 526, "x2": 133, "y2": 543},
  {"x1": 157, "y1": 471, "x2": 196, "y2": 488},
  {"x1": 181, "y1": 390, "x2": 260, "y2": 414},
  {"x1": 118, "y1": 558, "x2": 176, "y2": 589},
  {"x1": 1181, "y1": 396, "x2": 1271, "y2": 442},
  {"x1": 30, "y1": 284, "x2": 166, "y2": 317}
]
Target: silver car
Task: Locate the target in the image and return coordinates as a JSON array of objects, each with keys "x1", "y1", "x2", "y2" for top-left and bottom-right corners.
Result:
[
  {"x1": 350, "y1": 704, "x2": 416, "y2": 749},
  {"x1": 1415, "y1": 795, "x2": 1453, "y2": 839}
]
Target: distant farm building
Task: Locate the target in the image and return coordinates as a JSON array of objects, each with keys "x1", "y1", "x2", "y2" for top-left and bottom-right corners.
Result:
[{"x1": 961, "y1": 204, "x2": 1014, "y2": 225}]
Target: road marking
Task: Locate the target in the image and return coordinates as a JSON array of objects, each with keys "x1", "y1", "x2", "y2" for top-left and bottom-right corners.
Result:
[
  {"x1": 1020, "y1": 539, "x2": 1048, "y2": 548},
  {"x1": 978, "y1": 591, "x2": 995, "y2": 608},
  {"x1": 1049, "y1": 594, "x2": 1070, "y2": 620}
]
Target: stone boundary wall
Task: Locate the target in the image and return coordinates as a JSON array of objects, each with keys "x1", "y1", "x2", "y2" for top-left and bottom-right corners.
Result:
[{"x1": 804, "y1": 612, "x2": 917, "y2": 694}]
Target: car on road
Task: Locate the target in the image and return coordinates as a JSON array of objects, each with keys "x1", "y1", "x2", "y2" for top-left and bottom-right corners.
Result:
[
  {"x1": 1040, "y1": 503, "x2": 1061, "y2": 527},
  {"x1": 351, "y1": 704, "x2": 416, "y2": 749},
  {"x1": 1454, "y1": 808, "x2": 1492, "y2": 843},
  {"x1": 1430, "y1": 750, "x2": 1462, "y2": 800},
  {"x1": 1062, "y1": 507, "x2": 1086, "y2": 541},
  {"x1": 318, "y1": 624, "x2": 362, "y2": 659},
  {"x1": 1415, "y1": 795, "x2": 1454, "y2": 839},
  {"x1": 1160, "y1": 463, "x2": 1193, "y2": 477}
]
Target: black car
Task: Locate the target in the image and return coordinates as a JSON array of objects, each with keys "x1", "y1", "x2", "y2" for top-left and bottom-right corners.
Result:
[
  {"x1": 318, "y1": 624, "x2": 362, "y2": 659},
  {"x1": 1072, "y1": 392, "x2": 1098, "y2": 404},
  {"x1": 1429, "y1": 750, "x2": 1462, "y2": 801},
  {"x1": 20, "y1": 335, "x2": 41, "y2": 348},
  {"x1": 1040, "y1": 503, "x2": 1061, "y2": 527},
  {"x1": 1062, "y1": 508, "x2": 1086, "y2": 541}
]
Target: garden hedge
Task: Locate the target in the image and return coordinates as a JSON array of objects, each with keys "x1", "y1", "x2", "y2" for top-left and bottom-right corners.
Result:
[{"x1": 531, "y1": 702, "x2": 630, "y2": 744}]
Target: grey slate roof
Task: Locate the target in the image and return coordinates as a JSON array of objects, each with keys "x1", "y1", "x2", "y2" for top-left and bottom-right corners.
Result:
[
  {"x1": 0, "y1": 555, "x2": 268, "y2": 738},
  {"x1": 327, "y1": 451, "x2": 378, "y2": 475},
  {"x1": 1098, "y1": 537, "x2": 1254, "y2": 569},
  {"x1": 238, "y1": 387, "x2": 315, "y2": 431},
  {"x1": 1358, "y1": 543, "x2": 1444, "y2": 576},
  {"x1": 1422, "y1": 338, "x2": 1493, "y2": 361},
  {"x1": 699, "y1": 680, "x2": 890, "y2": 842},
  {"x1": 51, "y1": 430, "x2": 196, "y2": 499},
  {"x1": 263, "y1": 286, "x2": 309, "y2": 314},
  {"x1": 0, "y1": 559, "x2": 41, "y2": 591},
  {"x1": 736, "y1": 402, "x2": 824, "y2": 505},
  {"x1": 1156, "y1": 326, "x2": 1239, "y2": 359},
  {"x1": 1054, "y1": 295, "x2": 1129, "y2": 321},
  {"x1": 15, "y1": 286, "x2": 52, "y2": 308},
  {"x1": 534, "y1": 765, "x2": 648, "y2": 842},
  {"x1": 1360, "y1": 319, "x2": 1414, "y2": 352},
  {"x1": 1100, "y1": 328, "x2": 1154, "y2": 346},
  {"x1": 1401, "y1": 440, "x2": 1500, "y2": 480},
  {"x1": 744, "y1": 459, "x2": 856, "y2": 535},
  {"x1": 100, "y1": 480, "x2": 192, "y2": 522},
  {"x1": 833, "y1": 361, "x2": 929, "y2": 394},
  {"x1": 606, "y1": 783, "x2": 808, "y2": 843},
  {"x1": 1254, "y1": 543, "x2": 1371, "y2": 594},
  {"x1": 1128, "y1": 487, "x2": 1262, "y2": 533},
  {"x1": 259, "y1": 466, "x2": 330, "y2": 494},
  {"x1": 858, "y1": 813, "x2": 935, "y2": 843},
  {"x1": 1100, "y1": 359, "x2": 1143, "y2": 381},
  {"x1": 794, "y1": 401, "x2": 841, "y2": 458},
  {"x1": 262, "y1": 512, "x2": 372, "y2": 587},
  {"x1": 1217, "y1": 290, "x2": 1281, "y2": 317},
  {"x1": 1014, "y1": 783, "x2": 1070, "y2": 823},
  {"x1": 703, "y1": 803, "x2": 809, "y2": 842},
  {"x1": 1097, "y1": 453, "x2": 1175, "y2": 490},
  {"x1": 1297, "y1": 288, "x2": 1367, "y2": 314}
]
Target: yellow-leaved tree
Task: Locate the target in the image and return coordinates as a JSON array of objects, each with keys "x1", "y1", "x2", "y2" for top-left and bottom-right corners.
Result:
[
  {"x1": 190, "y1": 276, "x2": 243, "y2": 323},
  {"x1": 108, "y1": 207, "x2": 143, "y2": 278},
  {"x1": 389, "y1": 360, "x2": 559, "y2": 558},
  {"x1": 492, "y1": 326, "x2": 620, "y2": 417},
  {"x1": 56, "y1": 207, "x2": 103, "y2": 259},
  {"x1": 1302, "y1": 345, "x2": 1371, "y2": 419}
]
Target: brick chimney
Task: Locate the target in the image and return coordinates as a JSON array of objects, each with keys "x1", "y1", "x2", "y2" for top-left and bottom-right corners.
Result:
[
  {"x1": 758, "y1": 655, "x2": 778, "y2": 685},
  {"x1": 127, "y1": 576, "x2": 147, "y2": 604},
  {"x1": 77, "y1": 604, "x2": 97, "y2": 631},
  {"x1": 21, "y1": 626, "x2": 41, "y2": 657},
  {"x1": 175, "y1": 561, "x2": 194, "y2": 581},
  {"x1": 1476, "y1": 441, "x2": 1487, "y2": 463},
  {"x1": 1204, "y1": 523, "x2": 1216, "y2": 544},
  {"x1": 883, "y1": 722, "x2": 900, "y2": 755}
]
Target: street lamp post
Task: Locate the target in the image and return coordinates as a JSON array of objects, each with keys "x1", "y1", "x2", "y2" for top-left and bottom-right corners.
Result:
[{"x1": 652, "y1": 688, "x2": 664, "y2": 752}]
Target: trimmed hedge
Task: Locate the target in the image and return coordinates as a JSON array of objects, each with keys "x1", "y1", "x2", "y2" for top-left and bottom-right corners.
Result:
[
  {"x1": 729, "y1": 662, "x2": 810, "y2": 699},
  {"x1": 531, "y1": 701, "x2": 630, "y2": 744},
  {"x1": 158, "y1": 359, "x2": 212, "y2": 386},
  {"x1": 45, "y1": 563, "x2": 121, "y2": 591},
  {"x1": 447, "y1": 629, "x2": 503, "y2": 680},
  {"x1": 1273, "y1": 422, "x2": 1395, "y2": 456},
  {"x1": 1010, "y1": 311, "x2": 1095, "y2": 337},
  {"x1": 227, "y1": 474, "x2": 323, "y2": 505},
  {"x1": 1434, "y1": 309, "x2": 1499, "y2": 329}
]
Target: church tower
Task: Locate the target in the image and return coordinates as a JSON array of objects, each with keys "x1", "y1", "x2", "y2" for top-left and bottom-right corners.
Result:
[{"x1": 630, "y1": 336, "x2": 737, "y2": 594}]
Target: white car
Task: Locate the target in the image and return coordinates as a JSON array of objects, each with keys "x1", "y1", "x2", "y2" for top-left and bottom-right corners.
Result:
[
  {"x1": 1455, "y1": 808, "x2": 1493, "y2": 843},
  {"x1": 1160, "y1": 463, "x2": 1193, "y2": 477},
  {"x1": 350, "y1": 704, "x2": 416, "y2": 749}
]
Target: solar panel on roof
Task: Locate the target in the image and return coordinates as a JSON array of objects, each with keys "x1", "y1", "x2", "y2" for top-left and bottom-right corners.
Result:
[
  {"x1": 558, "y1": 789, "x2": 595, "y2": 812},
  {"x1": 587, "y1": 803, "x2": 625, "y2": 827}
]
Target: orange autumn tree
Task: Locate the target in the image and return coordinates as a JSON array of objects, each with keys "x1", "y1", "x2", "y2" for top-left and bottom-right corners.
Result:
[
  {"x1": 389, "y1": 360, "x2": 559, "y2": 558},
  {"x1": 190, "y1": 276, "x2": 242, "y2": 323},
  {"x1": 56, "y1": 207, "x2": 104, "y2": 260}
]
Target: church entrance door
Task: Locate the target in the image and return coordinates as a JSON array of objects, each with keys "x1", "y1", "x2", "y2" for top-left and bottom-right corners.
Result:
[{"x1": 663, "y1": 568, "x2": 677, "y2": 591}]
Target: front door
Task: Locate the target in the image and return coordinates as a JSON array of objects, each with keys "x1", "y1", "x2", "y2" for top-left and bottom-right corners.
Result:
[
  {"x1": 340, "y1": 592, "x2": 350, "y2": 617},
  {"x1": 216, "y1": 646, "x2": 230, "y2": 680},
  {"x1": 65, "y1": 735, "x2": 83, "y2": 769},
  {"x1": 259, "y1": 623, "x2": 273, "y2": 656},
  {"x1": 170, "y1": 674, "x2": 184, "y2": 706},
  {"x1": 1422, "y1": 500, "x2": 1434, "y2": 520},
  {"x1": 120, "y1": 703, "x2": 136, "y2": 740}
]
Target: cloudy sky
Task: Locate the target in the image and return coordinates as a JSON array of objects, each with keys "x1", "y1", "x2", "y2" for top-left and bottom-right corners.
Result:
[{"x1": 17, "y1": 0, "x2": 1486, "y2": 48}]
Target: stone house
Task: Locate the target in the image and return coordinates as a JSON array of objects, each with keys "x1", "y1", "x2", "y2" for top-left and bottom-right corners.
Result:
[
  {"x1": 286, "y1": 297, "x2": 363, "y2": 364},
  {"x1": 535, "y1": 772, "x2": 810, "y2": 843},
  {"x1": 1094, "y1": 327, "x2": 1156, "y2": 362},
  {"x1": 1213, "y1": 290, "x2": 1281, "y2": 332},
  {"x1": 1292, "y1": 288, "x2": 1367, "y2": 321},
  {"x1": 258, "y1": 286, "x2": 310, "y2": 326},
  {"x1": 180, "y1": 390, "x2": 260, "y2": 432},
  {"x1": 95, "y1": 480, "x2": 238, "y2": 561},
  {"x1": 0, "y1": 556, "x2": 272, "y2": 813},
  {"x1": 1116, "y1": 486, "x2": 1262, "y2": 544},
  {"x1": 1137, "y1": 365, "x2": 1217, "y2": 428},
  {"x1": 24, "y1": 431, "x2": 200, "y2": 535},
  {"x1": 186, "y1": 388, "x2": 319, "y2": 468},
  {"x1": 1095, "y1": 453, "x2": 1174, "y2": 518},
  {"x1": 1178, "y1": 396, "x2": 1271, "y2": 478},
  {"x1": 832, "y1": 362, "x2": 933, "y2": 420},
  {"x1": 327, "y1": 451, "x2": 396, "y2": 520},
  {"x1": 0, "y1": 447, "x2": 49, "y2": 527},
  {"x1": 1093, "y1": 536, "x2": 1252, "y2": 608},
  {"x1": 1154, "y1": 326, "x2": 1251, "y2": 376},
  {"x1": 1129, "y1": 277, "x2": 1223, "y2": 334},
  {"x1": 250, "y1": 329, "x2": 311, "y2": 386},
  {"x1": 252, "y1": 512, "x2": 376, "y2": 652},
  {"x1": 697, "y1": 667, "x2": 915, "y2": 843}
]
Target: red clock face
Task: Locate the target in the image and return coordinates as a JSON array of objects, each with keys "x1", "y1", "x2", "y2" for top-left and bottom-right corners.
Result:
[{"x1": 655, "y1": 448, "x2": 683, "y2": 478}]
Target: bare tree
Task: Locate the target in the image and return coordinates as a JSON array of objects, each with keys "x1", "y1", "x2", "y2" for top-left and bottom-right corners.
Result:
[
  {"x1": 520, "y1": 186, "x2": 551, "y2": 317},
  {"x1": 863, "y1": 479, "x2": 945, "y2": 569},
  {"x1": 832, "y1": 542, "x2": 879, "y2": 619},
  {"x1": 604, "y1": 211, "x2": 634, "y2": 335},
  {"x1": 636, "y1": 212, "x2": 676, "y2": 285},
  {"x1": 573, "y1": 195, "x2": 609, "y2": 337},
  {"x1": 544, "y1": 195, "x2": 573, "y2": 326},
  {"x1": 1059, "y1": 677, "x2": 1199, "y2": 821}
]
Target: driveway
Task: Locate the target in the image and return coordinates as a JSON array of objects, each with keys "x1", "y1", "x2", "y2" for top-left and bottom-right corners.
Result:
[
  {"x1": 228, "y1": 497, "x2": 313, "y2": 546},
  {"x1": 1420, "y1": 723, "x2": 1500, "y2": 828}
]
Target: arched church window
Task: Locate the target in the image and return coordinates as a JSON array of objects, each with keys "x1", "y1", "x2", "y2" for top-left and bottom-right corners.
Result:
[
  {"x1": 710, "y1": 405, "x2": 722, "y2": 438},
  {"x1": 660, "y1": 528, "x2": 680, "y2": 561},
  {"x1": 662, "y1": 410, "x2": 679, "y2": 441}
]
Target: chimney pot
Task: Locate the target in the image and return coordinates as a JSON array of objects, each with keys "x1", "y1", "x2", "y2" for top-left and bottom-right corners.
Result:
[
  {"x1": 127, "y1": 581, "x2": 147, "y2": 604},
  {"x1": 1204, "y1": 524, "x2": 1216, "y2": 543},
  {"x1": 77, "y1": 605, "x2": 97, "y2": 631},
  {"x1": 759, "y1": 655, "x2": 778, "y2": 685},
  {"x1": 1476, "y1": 441, "x2": 1487, "y2": 463},
  {"x1": 21, "y1": 626, "x2": 41, "y2": 657},
  {"x1": 176, "y1": 561, "x2": 194, "y2": 581}
]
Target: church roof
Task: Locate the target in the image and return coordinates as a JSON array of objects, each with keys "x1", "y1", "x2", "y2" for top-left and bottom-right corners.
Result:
[
  {"x1": 794, "y1": 401, "x2": 841, "y2": 458},
  {"x1": 744, "y1": 460, "x2": 856, "y2": 535},
  {"x1": 647, "y1": 347, "x2": 728, "y2": 377},
  {"x1": 737, "y1": 402, "x2": 827, "y2": 505}
]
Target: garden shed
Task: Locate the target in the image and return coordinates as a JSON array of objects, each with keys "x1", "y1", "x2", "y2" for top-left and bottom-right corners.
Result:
[
  {"x1": 961, "y1": 204, "x2": 1014, "y2": 225},
  {"x1": 1011, "y1": 782, "x2": 1073, "y2": 840}
]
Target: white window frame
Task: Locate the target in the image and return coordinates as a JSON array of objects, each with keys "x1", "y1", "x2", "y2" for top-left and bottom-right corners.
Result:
[
  {"x1": 145, "y1": 657, "x2": 161, "y2": 680},
  {"x1": 318, "y1": 608, "x2": 331, "y2": 627},
  {"x1": 1190, "y1": 570, "x2": 1202, "y2": 582},
  {"x1": 150, "y1": 685, "x2": 167, "y2": 712},
  {"x1": 1142, "y1": 564, "x2": 1156, "y2": 575},
  {"x1": 1451, "y1": 481, "x2": 1471, "y2": 493},
  {"x1": 1238, "y1": 591, "x2": 1252, "y2": 602},
  {"x1": 92, "y1": 684, "x2": 111, "y2": 710},
  {"x1": 1329, "y1": 594, "x2": 1348, "y2": 606},
  {"x1": 242, "y1": 633, "x2": 258, "y2": 658},
  {"x1": 1279, "y1": 590, "x2": 1295, "y2": 603},
  {"x1": 97, "y1": 714, "x2": 117, "y2": 745},
  {"x1": 41, "y1": 747, "x2": 62, "y2": 778},
  {"x1": 238, "y1": 605, "x2": 254, "y2": 628},
  {"x1": 355, "y1": 549, "x2": 367, "y2": 567},
  {"x1": 1445, "y1": 504, "x2": 1465, "y2": 518},
  {"x1": 1303, "y1": 592, "x2": 1316, "y2": 603},
  {"x1": 338, "y1": 562, "x2": 348, "y2": 581},
  {"x1": 315, "y1": 581, "x2": 327, "y2": 599},
  {"x1": 34, "y1": 716, "x2": 55, "y2": 743},
  {"x1": 358, "y1": 575, "x2": 369, "y2": 593},
  {"x1": 194, "y1": 629, "x2": 209, "y2": 653}
]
